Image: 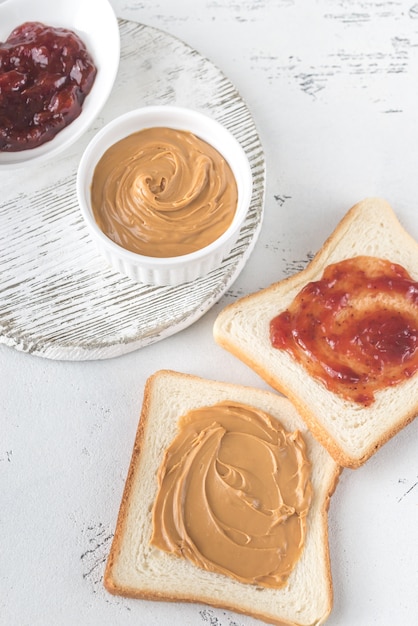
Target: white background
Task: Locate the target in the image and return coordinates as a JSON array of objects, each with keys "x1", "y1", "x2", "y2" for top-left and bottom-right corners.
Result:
[{"x1": 1, "y1": 1, "x2": 418, "y2": 625}]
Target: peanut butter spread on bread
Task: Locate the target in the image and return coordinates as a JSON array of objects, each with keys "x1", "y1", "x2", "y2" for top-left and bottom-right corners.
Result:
[
  {"x1": 91, "y1": 127, "x2": 237, "y2": 258},
  {"x1": 151, "y1": 401, "x2": 312, "y2": 588}
]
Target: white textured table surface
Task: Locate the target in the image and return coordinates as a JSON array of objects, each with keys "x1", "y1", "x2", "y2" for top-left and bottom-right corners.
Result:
[{"x1": 1, "y1": 2, "x2": 418, "y2": 625}]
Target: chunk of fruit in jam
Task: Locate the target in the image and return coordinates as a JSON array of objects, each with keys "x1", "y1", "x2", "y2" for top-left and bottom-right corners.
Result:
[{"x1": 0, "y1": 21, "x2": 97, "y2": 152}]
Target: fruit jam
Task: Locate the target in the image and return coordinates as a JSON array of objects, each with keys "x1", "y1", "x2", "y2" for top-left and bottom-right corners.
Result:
[
  {"x1": 270, "y1": 256, "x2": 418, "y2": 405},
  {"x1": 0, "y1": 21, "x2": 97, "y2": 151}
]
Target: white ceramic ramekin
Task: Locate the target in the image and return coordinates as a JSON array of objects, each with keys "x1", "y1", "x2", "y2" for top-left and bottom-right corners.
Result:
[{"x1": 76, "y1": 105, "x2": 253, "y2": 286}]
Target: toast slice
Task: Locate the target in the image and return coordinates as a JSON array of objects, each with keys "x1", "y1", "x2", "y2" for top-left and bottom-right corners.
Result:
[
  {"x1": 213, "y1": 198, "x2": 418, "y2": 468},
  {"x1": 104, "y1": 370, "x2": 340, "y2": 626}
]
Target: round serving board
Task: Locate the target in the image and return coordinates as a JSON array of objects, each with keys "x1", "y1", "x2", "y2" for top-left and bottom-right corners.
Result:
[{"x1": 0, "y1": 18, "x2": 265, "y2": 360}]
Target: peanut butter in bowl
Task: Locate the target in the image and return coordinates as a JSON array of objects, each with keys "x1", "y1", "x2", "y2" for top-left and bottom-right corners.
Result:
[
  {"x1": 90, "y1": 127, "x2": 238, "y2": 258},
  {"x1": 77, "y1": 106, "x2": 253, "y2": 286}
]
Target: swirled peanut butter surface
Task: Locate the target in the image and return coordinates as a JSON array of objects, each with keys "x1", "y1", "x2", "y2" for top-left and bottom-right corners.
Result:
[
  {"x1": 270, "y1": 255, "x2": 418, "y2": 405},
  {"x1": 151, "y1": 402, "x2": 312, "y2": 588},
  {"x1": 90, "y1": 127, "x2": 238, "y2": 257}
]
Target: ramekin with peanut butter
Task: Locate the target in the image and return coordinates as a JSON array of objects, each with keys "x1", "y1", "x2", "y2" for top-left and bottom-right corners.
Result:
[{"x1": 77, "y1": 106, "x2": 253, "y2": 286}]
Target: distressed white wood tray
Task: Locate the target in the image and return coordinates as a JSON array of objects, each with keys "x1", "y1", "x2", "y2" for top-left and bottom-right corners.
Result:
[{"x1": 0, "y1": 18, "x2": 265, "y2": 360}]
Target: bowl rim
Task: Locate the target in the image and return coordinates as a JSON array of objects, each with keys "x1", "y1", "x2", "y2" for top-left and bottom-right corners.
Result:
[
  {"x1": 76, "y1": 104, "x2": 253, "y2": 268},
  {"x1": 0, "y1": 0, "x2": 120, "y2": 169}
]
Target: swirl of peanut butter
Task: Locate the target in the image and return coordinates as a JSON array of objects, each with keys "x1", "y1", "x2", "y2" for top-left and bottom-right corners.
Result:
[
  {"x1": 151, "y1": 402, "x2": 312, "y2": 588},
  {"x1": 90, "y1": 127, "x2": 238, "y2": 257}
]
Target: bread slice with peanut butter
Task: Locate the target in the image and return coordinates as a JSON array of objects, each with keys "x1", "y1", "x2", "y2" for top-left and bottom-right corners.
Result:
[
  {"x1": 213, "y1": 198, "x2": 418, "y2": 468},
  {"x1": 104, "y1": 370, "x2": 340, "y2": 626}
]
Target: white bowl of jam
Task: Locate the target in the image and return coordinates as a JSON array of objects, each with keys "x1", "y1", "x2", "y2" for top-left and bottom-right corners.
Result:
[
  {"x1": 0, "y1": 0, "x2": 120, "y2": 169},
  {"x1": 77, "y1": 105, "x2": 253, "y2": 286}
]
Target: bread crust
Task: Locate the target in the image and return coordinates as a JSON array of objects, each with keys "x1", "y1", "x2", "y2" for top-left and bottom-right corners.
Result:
[
  {"x1": 213, "y1": 198, "x2": 418, "y2": 468},
  {"x1": 104, "y1": 370, "x2": 340, "y2": 626},
  {"x1": 104, "y1": 387, "x2": 149, "y2": 594}
]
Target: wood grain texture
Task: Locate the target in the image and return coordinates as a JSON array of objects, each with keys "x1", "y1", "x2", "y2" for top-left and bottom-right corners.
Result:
[{"x1": 0, "y1": 19, "x2": 265, "y2": 360}]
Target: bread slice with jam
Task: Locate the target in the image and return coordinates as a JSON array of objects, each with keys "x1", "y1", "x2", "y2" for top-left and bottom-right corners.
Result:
[
  {"x1": 213, "y1": 198, "x2": 418, "y2": 468},
  {"x1": 104, "y1": 370, "x2": 340, "y2": 626}
]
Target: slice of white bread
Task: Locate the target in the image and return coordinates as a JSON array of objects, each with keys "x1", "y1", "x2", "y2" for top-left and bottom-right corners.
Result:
[
  {"x1": 213, "y1": 198, "x2": 418, "y2": 468},
  {"x1": 104, "y1": 369, "x2": 340, "y2": 626}
]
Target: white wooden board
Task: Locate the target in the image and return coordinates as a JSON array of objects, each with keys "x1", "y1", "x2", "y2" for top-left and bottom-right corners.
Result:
[{"x1": 0, "y1": 19, "x2": 265, "y2": 360}]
